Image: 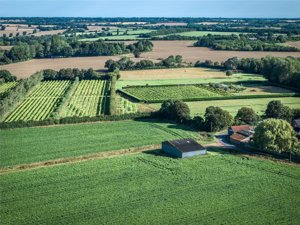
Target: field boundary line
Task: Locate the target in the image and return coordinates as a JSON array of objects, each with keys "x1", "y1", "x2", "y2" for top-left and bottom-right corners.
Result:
[{"x1": 0, "y1": 144, "x2": 161, "y2": 175}]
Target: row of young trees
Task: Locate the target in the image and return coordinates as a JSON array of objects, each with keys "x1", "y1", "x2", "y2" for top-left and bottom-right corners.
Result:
[
  {"x1": 105, "y1": 55, "x2": 184, "y2": 72},
  {"x1": 0, "y1": 36, "x2": 153, "y2": 64}
]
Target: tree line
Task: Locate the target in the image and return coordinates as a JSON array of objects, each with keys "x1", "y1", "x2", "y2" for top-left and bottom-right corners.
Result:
[
  {"x1": 0, "y1": 36, "x2": 153, "y2": 65},
  {"x1": 105, "y1": 55, "x2": 184, "y2": 72},
  {"x1": 193, "y1": 35, "x2": 300, "y2": 52}
]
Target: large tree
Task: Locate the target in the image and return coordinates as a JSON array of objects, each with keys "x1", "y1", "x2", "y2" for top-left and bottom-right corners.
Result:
[
  {"x1": 159, "y1": 100, "x2": 190, "y2": 123},
  {"x1": 265, "y1": 100, "x2": 293, "y2": 122},
  {"x1": 204, "y1": 106, "x2": 233, "y2": 132},
  {"x1": 253, "y1": 119, "x2": 299, "y2": 156},
  {"x1": 235, "y1": 107, "x2": 259, "y2": 125}
]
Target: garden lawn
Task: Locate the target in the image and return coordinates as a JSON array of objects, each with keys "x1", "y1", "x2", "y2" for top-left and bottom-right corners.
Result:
[
  {"x1": 0, "y1": 120, "x2": 199, "y2": 168},
  {"x1": 1, "y1": 151, "x2": 299, "y2": 225}
]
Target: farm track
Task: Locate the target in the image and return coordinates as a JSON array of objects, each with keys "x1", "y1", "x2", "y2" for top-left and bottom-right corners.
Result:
[{"x1": 0, "y1": 145, "x2": 161, "y2": 174}]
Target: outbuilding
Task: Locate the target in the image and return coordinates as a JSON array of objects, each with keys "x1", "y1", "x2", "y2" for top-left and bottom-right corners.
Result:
[{"x1": 162, "y1": 138, "x2": 206, "y2": 158}]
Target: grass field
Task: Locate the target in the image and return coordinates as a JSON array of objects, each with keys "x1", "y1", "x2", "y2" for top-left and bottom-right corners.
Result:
[
  {"x1": 149, "y1": 97, "x2": 300, "y2": 116},
  {"x1": 60, "y1": 80, "x2": 110, "y2": 117},
  {"x1": 0, "y1": 81, "x2": 17, "y2": 94},
  {"x1": 0, "y1": 120, "x2": 200, "y2": 168},
  {"x1": 159, "y1": 31, "x2": 244, "y2": 37},
  {"x1": 1, "y1": 151, "x2": 299, "y2": 225},
  {"x1": 4, "y1": 81, "x2": 70, "y2": 122},
  {"x1": 80, "y1": 34, "x2": 141, "y2": 41}
]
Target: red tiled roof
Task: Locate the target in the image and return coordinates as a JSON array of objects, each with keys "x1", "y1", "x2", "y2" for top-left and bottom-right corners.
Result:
[
  {"x1": 230, "y1": 125, "x2": 252, "y2": 133},
  {"x1": 230, "y1": 133, "x2": 248, "y2": 142}
]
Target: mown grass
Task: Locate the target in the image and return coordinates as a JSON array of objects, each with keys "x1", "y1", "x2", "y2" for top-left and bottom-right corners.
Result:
[
  {"x1": 1, "y1": 152, "x2": 299, "y2": 225},
  {"x1": 0, "y1": 120, "x2": 200, "y2": 168},
  {"x1": 117, "y1": 73, "x2": 266, "y2": 88},
  {"x1": 149, "y1": 97, "x2": 300, "y2": 116}
]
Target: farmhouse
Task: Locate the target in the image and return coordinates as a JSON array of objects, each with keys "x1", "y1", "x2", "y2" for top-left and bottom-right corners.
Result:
[
  {"x1": 162, "y1": 138, "x2": 206, "y2": 158},
  {"x1": 228, "y1": 125, "x2": 254, "y2": 145}
]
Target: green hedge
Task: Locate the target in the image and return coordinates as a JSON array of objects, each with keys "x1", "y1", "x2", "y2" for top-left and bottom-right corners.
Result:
[{"x1": 0, "y1": 112, "x2": 153, "y2": 129}]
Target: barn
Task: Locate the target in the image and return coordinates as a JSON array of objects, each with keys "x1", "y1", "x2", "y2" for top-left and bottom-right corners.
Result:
[{"x1": 162, "y1": 138, "x2": 206, "y2": 158}]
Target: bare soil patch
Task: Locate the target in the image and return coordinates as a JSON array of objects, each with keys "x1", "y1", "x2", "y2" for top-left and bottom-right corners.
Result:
[{"x1": 285, "y1": 41, "x2": 300, "y2": 49}]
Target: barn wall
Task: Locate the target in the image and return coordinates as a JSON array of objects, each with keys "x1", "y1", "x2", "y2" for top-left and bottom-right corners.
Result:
[
  {"x1": 182, "y1": 150, "x2": 206, "y2": 158},
  {"x1": 162, "y1": 143, "x2": 182, "y2": 158}
]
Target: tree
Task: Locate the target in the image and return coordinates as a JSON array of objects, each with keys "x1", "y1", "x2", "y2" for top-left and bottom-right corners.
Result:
[
  {"x1": 253, "y1": 119, "x2": 299, "y2": 157},
  {"x1": 159, "y1": 100, "x2": 190, "y2": 123},
  {"x1": 0, "y1": 70, "x2": 17, "y2": 82},
  {"x1": 226, "y1": 70, "x2": 233, "y2": 76},
  {"x1": 265, "y1": 100, "x2": 293, "y2": 122},
  {"x1": 204, "y1": 106, "x2": 233, "y2": 132},
  {"x1": 133, "y1": 50, "x2": 141, "y2": 58},
  {"x1": 235, "y1": 107, "x2": 259, "y2": 125}
]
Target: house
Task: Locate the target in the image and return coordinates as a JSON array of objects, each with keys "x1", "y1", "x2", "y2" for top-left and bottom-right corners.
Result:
[
  {"x1": 162, "y1": 138, "x2": 206, "y2": 158},
  {"x1": 292, "y1": 119, "x2": 300, "y2": 138},
  {"x1": 228, "y1": 125, "x2": 253, "y2": 136},
  {"x1": 228, "y1": 125, "x2": 254, "y2": 145}
]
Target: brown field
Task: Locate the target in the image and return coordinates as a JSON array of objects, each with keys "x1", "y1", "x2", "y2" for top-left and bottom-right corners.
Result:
[
  {"x1": 120, "y1": 67, "x2": 226, "y2": 80},
  {"x1": 0, "y1": 28, "x2": 34, "y2": 37},
  {"x1": 239, "y1": 85, "x2": 296, "y2": 95},
  {"x1": 2, "y1": 41, "x2": 300, "y2": 78},
  {"x1": 140, "y1": 41, "x2": 300, "y2": 63},
  {"x1": 0, "y1": 46, "x2": 13, "y2": 50},
  {"x1": 284, "y1": 41, "x2": 300, "y2": 49},
  {"x1": 87, "y1": 26, "x2": 118, "y2": 31},
  {"x1": 145, "y1": 22, "x2": 187, "y2": 26},
  {"x1": 33, "y1": 29, "x2": 66, "y2": 36}
]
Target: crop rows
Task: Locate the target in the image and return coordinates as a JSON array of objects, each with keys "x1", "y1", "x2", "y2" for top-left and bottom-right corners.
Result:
[
  {"x1": 61, "y1": 80, "x2": 110, "y2": 117},
  {"x1": 5, "y1": 81, "x2": 70, "y2": 122},
  {"x1": 123, "y1": 85, "x2": 224, "y2": 101},
  {"x1": 0, "y1": 82, "x2": 18, "y2": 94}
]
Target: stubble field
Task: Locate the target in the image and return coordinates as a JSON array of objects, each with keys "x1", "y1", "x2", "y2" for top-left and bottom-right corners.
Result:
[{"x1": 2, "y1": 41, "x2": 300, "y2": 78}]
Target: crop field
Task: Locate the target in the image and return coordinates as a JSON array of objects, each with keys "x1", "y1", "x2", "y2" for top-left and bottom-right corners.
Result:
[
  {"x1": 117, "y1": 73, "x2": 266, "y2": 88},
  {"x1": 116, "y1": 95, "x2": 138, "y2": 114},
  {"x1": 0, "y1": 81, "x2": 17, "y2": 94},
  {"x1": 123, "y1": 85, "x2": 224, "y2": 102},
  {"x1": 2, "y1": 41, "x2": 300, "y2": 78},
  {"x1": 149, "y1": 97, "x2": 300, "y2": 116},
  {"x1": 4, "y1": 81, "x2": 70, "y2": 122},
  {"x1": 1, "y1": 150, "x2": 299, "y2": 225},
  {"x1": 80, "y1": 34, "x2": 141, "y2": 41},
  {"x1": 0, "y1": 120, "x2": 200, "y2": 168},
  {"x1": 60, "y1": 80, "x2": 110, "y2": 117},
  {"x1": 159, "y1": 31, "x2": 244, "y2": 37}
]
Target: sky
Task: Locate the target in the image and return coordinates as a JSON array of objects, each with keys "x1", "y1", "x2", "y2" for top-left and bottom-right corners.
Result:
[{"x1": 0, "y1": 0, "x2": 299, "y2": 18}]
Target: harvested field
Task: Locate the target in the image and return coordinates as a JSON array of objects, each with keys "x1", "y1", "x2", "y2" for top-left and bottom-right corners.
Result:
[
  {"x1": 33, "y1": 29, "x2": 66, "y2": 36},
  {"x1": 145, "y1": 22, "x2": 187, "y2": 26},
  {"x1": 284, "y1": 41, "x2": 300, "y2": 49},
  {"x1": 0, "y1": 45, "x2": 13, "y2": 50},
  {"x1": 239, "y1": 85, "x2": 297, "y2": 95},
  {"x1": 120, "y1": 67, "x2": 227, "y2": 80},
  {"x1": 2, "y1": 41, "x2": 300, "y2": 78},
  {"x1": 0, "y1": 55, "x2": 123, "y2": 78}
]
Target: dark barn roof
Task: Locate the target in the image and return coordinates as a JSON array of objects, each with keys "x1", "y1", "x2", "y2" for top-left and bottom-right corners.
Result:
[{"x1": 163, "y1": 138, "x2": 206, "y2": 153}]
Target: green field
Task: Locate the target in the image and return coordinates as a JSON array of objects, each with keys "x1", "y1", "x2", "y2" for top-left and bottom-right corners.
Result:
[
  {"x1": 0, "y1": 120, "x2": 200, "y2": 168},
  {"x1": 60, "y1": 80, "x2": 110, "y2": 117},
  {"x1": 1, "y1": 150, "x2": 299, "y2": 225},
  {"x1": 0, "y1": 81, "x2": 17, "y2": 94},
  {"x1": 149, "y1": 97, "x2": 300, "y2": 116},
  {"x1": 158, "y1": 31, "x2": 244, "y2": 38},
  {"x1": 117, "y1": 73, "x2": 266, "y2": 88},
  {"x1": 123, "y1": 85, "x2": 225, "y2": 102},
  {"x1": 80, "y1": 34, "x2": 141, "y2": 41},
  {"x1": 5, "y1": 81, "x2": 70, "y2": 122}
]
